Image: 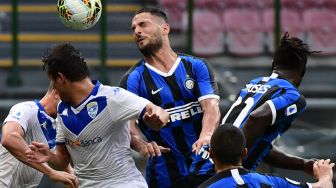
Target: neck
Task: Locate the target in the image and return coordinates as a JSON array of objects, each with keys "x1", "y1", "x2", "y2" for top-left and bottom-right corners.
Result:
[
  {"x1": 144, "y1": 43, "x2": 177, "y2": 73},
  {"x1": 39, "y1": 96, "x2": 56, "y2": 118},
  {"x1": 273, "y1": 70, "x2": 299, "y2": 87},
  {"x1": 68, "y1": 78, "x2": 95, "y2": 107},
  {"x1": 215, "y1": 163, "x2": 243, "y2": 173}
]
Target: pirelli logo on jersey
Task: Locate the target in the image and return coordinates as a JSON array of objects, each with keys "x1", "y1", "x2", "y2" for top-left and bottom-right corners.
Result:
[
  {"x1": 244, "y1": 84, "x2": 271, "y2": 94},
  {"x1": 166, "y1": 102, "x2": 203, "y2": 123}
]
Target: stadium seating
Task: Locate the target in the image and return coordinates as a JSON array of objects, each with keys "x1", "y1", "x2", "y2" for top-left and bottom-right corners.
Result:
[
  {"x1": 281, "y1": 0, "x2": 304, "y2": 9},
  {"x1": 160, "y1": 0, "x2": 188, "y2": 32},
  {"x1": 193, "y1": 10, "x2": 223, "y2": 56},
  {"x1": 223, "y1": 9, "x2": 263, "y2": 56},
  {"x1": 303, "y1": 9, "x2": 336, "y2": 55},
  {"x1": 194, "y1": 0, "x2": 225, "y2": 14},
  {"x1": 263, "y1": 9, "x2": 304, "y2": 53}
]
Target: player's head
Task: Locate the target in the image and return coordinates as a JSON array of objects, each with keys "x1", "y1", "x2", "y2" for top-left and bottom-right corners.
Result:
[
  {"x1": 42, "y1": 43, "x2": 90, "y2": 102},
  {"x1": 272, "y1": 33, "x2": 315, "y2": 85},
  {"x1": 132, "y1": 7, "x2": 170, "y2": 56},
  {"x1": 210, "y1": 124, "x2": 247, "y2": 166}
]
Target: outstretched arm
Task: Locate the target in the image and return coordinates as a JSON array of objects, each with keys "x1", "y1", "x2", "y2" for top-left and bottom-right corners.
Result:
[
  {"x1": 2, "y1": 122, "x2": 77, "y2": 188},
  {"x1": 192, "y1": 98, "x2": 220, "y2": 154},
  {"x1": 264, "y1": 146, "x2": 317, "y2": 175},
  {"x1": 143, "y1": 103, "x2": 169, "y2": 131}
]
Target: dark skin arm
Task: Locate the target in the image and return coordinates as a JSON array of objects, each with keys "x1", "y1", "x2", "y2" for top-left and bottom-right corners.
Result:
[{"x1": 242, "y1": 102, "x2": 315, "y2": 175}]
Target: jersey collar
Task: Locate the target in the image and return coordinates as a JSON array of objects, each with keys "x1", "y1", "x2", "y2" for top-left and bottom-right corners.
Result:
[{"x1": 144, "y1": 57, "x2": 181, "y2": 77}]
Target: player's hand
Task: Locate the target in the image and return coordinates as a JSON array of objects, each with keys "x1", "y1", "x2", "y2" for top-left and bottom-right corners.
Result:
[
  {"x1": 26, "y1": 141, "x2": 51, "y2": 163},
  {"x1": 303, "y1": 158, "x2": 319, "y2": 176},
  {"x1": 192, "y1": 134, "x2": 211, "y2": 154},
  {"x1": 143, "y1": 103, "x2": 169, "y2": 131},
  {"x1": 140, "y1": 141, "x2": 170, "y2": 157},
  {"x1": 48, "y1": 170, "x2": 79, "y2": 188},
  {"x1": 313, "y1": 159, "x2": 334, "y2": 181}
]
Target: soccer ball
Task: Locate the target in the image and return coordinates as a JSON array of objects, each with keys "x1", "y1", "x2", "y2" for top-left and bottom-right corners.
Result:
[{"x1": 57, "y1": 0, "x2": 102, "y2": 30}]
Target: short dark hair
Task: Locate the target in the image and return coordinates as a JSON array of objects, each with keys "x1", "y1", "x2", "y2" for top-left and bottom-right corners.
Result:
[
  {"x1": 211, "y1": 124, "x2": 246, "y2": 165},
  {"x1": 42, "y1": 43, "x2": 90, "y2": 82},
  {"x1": 272, "y1": 32, "x2": 317, "y2": 77},
  {"x1": 135, "y1": 7, "x2": 168, "y2": 23}
]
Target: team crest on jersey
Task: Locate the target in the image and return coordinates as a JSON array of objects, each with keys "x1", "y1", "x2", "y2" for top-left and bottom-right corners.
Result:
[
  {"x1": 286, "y1": 104, "x2": 297, "y2": 116},
  {"x1": 184, "y1": 78, "x2": 195, "y2": 90},
  {"x1": 87, "y1": 101, "x2": 98, "y2": 119}
]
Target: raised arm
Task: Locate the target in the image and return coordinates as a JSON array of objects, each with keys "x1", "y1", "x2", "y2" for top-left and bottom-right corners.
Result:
[
  {"x1": 192, "y1": 98, "x2": 220, "y2": 154},
  {"x1": 2, "y1": 122, "x2": 77, "y2": 187}
]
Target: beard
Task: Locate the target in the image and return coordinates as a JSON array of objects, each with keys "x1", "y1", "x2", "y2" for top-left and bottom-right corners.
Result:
[{"x1": 138, "y1": 35, "x2": 163, "y2": 57}]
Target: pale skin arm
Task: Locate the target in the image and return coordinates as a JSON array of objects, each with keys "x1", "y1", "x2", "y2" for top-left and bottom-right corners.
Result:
[
  {"x1": 130, "y1": 119, "x2": 170, "y2": 157},
  {"x1": 192, "y1": 98, "x2": 220, "y2": 154},
  {"x1": 311, "y1": 159, "x2": 334, "y2": 188},
  {"x1": 1, "y1": 122, "x2": 77, "y2": 188},
  {"x1": 142, "y1": 102, "x2": 169, "y2": 131}
]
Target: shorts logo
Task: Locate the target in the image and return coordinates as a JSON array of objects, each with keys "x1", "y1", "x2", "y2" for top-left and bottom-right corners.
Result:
[
  {"x1": 286, "y1": 104, "x2": 297, "y2": 116},
  {"x1": 87, "y1": 101, "x2": 98, "y2": 119},
  {"x1": 185, "y1": 78, "x2": 195, "y2": 90}
]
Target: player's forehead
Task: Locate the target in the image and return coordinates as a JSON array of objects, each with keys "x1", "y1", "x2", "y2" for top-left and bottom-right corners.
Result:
[{"x1": 131, "y1": 12, "x2": 161, "y2": 26}]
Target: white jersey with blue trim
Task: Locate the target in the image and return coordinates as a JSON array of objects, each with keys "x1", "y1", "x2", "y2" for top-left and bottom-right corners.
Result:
[
  {"x1": 56, "y1": 81, "x2": 150, "y2": 187},
  {"x1": 0, "y1": 101, "x2": 56, "y2": 188}
]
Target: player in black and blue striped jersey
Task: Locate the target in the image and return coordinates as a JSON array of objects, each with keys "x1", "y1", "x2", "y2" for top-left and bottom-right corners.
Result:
[
  {"x1": 120, "y1": 7, "x2": 220, "y2": 188},
  {"x1": 198, "y1": 124, "x2": 334, "y2": 188},
  {"x1": 191, "y1": 33, "x2": 319, "y2": 177}
]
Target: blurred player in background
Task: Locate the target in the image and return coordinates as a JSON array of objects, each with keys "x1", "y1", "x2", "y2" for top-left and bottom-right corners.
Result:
[
  {"x1": 192, "y1": 33, "x2": 319, "y2": 177},
  {"x1": 198, "y1": 124, "x2": 334, "y2": 188},
  {"x1": 120, "y1": 7, "x2": 220, "y2": 187},
  {"x1": 0, "y1": 85, "x2": 75, "y2": 187},
  {"x1": 26, "y1": 43, "x2": 169, "y2": 188}
]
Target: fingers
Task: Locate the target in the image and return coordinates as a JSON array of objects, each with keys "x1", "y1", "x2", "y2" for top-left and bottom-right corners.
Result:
[
  {"x1": 192, "y1": 142, "x2": 201, "y2": 154},
  {"x1": 141, "y1": 142, "x2": 170, "y2": 157}
]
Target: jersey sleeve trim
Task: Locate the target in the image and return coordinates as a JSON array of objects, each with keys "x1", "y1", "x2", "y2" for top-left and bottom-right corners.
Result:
[
  {"x1": 198, "y1": 94, "x2": 220, "y2": 102},
  {"x1": 266, "y1": 100, "x2": 276, "y2": 125},
  {"x1": 307, "y1": 183, "x2": 312, "y2": 188}
]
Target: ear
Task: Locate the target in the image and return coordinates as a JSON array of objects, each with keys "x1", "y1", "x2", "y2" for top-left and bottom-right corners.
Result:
[
  {"x1": 162, "y1": 23, "x2": 170, "y2": 35},
  {"x1": 56, "y1": 72, "x2": 66, "y2": 83},
  {"x1": 241, "y1": 148, "x2": 248, "y2": 160},
  {"x1": 209, "y1": 148, "x2": 215, "y2": 159}
]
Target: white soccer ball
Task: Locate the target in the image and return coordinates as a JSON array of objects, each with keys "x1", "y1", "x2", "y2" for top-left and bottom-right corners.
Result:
[{"x1": 57, "y1": 0, "x2": 102, "y2": 30}]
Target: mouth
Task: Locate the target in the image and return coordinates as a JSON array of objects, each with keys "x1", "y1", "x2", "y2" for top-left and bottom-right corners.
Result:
[{"x1": 137, "y1": 37, "x2": 145, "y2": 44}]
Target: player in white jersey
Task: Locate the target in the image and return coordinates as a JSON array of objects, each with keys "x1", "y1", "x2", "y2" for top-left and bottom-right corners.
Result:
[
  {"x1": 26, "y1": 43, "x2": 169, "y2": 187},
  {"x1": 0, "y1": 86, "x2": 76, "y2": 188}
]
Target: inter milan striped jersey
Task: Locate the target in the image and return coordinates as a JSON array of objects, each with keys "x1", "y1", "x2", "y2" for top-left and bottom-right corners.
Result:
[
  {"x1": 222, "y1": 72, "x2": 306, "y2": 170},
  {"x1": 0, "y1": 100, "x2": 56, "y2": 188},
  {"x1": 119, "y1": 55, "x2": 219, "y2": 187},
  {"x1": 191, "y1": 73, "x2": 306, "y2": 175},
  {"x1": 198, "y1": 168, "x2": 312, "y2": 188},
  {"x1": 55, "y1": 81, "x2": 149, "y2": 188}
]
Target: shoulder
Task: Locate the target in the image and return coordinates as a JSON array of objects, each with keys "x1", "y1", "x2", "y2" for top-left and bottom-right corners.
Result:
[
  {"x1": 179, "y1": 53, "x2": 208, "y2": 65},
  {"x1": 119, "y1": 60, "x2": 145, "y2": 88},
  {"x1": 9, "y1": 101, "x2": 38, "y2": 117}
]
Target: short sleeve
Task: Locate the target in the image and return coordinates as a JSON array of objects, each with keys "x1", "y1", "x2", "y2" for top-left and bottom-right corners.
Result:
[
  {"x1": 266, "y1": 89, "x2": 306, "y2": 125},
  {"x1": 3, "y1": 103, "x2": 36, "y2": 132},
  {"x1": 193, "y1": 59, "x2": 219, "y2": 101},
  {"x1": 107, "y1": 87, "x2": 150, "y2": 122},
  {"x1": 55, "y1": 116, "x2": 65, "y2": 144}
]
